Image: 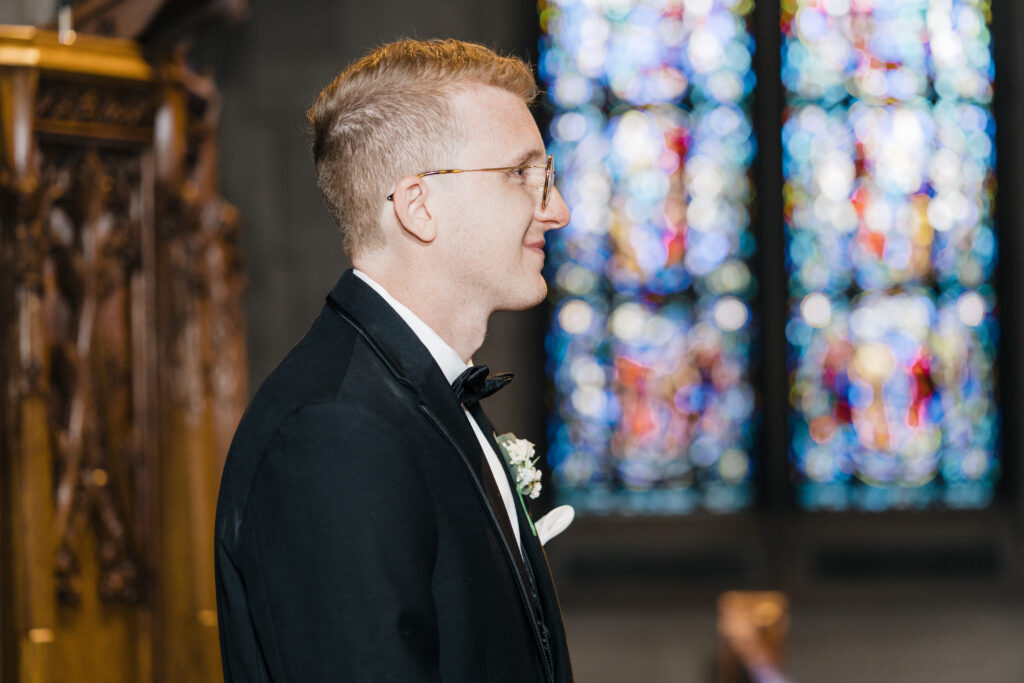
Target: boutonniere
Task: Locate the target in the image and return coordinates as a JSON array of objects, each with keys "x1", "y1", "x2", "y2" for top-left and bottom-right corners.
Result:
[{"x1": 495, "y1": 433, "x2": 542, "y2": 500}]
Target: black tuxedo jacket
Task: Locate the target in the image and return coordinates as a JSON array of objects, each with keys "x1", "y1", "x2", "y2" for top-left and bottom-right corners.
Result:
[{"x1": 214, "y1": 270, "x2": 572, "y2": 682}]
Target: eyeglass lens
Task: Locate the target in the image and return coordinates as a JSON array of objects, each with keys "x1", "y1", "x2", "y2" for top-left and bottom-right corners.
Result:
[{"x1": 543, "y1": 154, "x2": 553, "y2": 210}]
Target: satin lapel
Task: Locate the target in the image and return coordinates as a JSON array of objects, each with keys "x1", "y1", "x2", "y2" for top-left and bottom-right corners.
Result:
[
  {"x1": 326, "y1": 271, "x2": 550, "y2": 675},
  {"x1": 472, "y1": 406, "x2": 562, "y2": 678},
  {"x1": 473, "y1": 405, "x2": 569, "y2": 681},
  {"x1": 479, "y1": 452, "x2": 525, "y2": 568},
  {"x1": 522, "y1": 522, "x2": 572, "y2": 679},
  {"x1": 415, "y1": 385, "x2": 529, "y2": 583},
  {"x1": 469, "y1": 405, "x2": 542, "y2": 553},
  {"x1": 326, "y1": 271, "x2": 526, "y2": 563},
  {"x1": 415, "y1": 390, "x2": 553, "y2": 682}
]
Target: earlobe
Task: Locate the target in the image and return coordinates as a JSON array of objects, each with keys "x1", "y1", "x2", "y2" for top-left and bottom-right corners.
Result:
[{"x1": 391, "y1": 176, "x2": 437, "y2": 244}]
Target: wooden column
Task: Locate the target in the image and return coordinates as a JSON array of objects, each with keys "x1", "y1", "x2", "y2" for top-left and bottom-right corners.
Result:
[{"x1": 0, "y1": 26, "x2": 246, "y2": 683}]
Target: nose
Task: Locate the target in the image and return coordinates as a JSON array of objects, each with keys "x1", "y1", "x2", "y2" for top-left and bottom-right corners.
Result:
[{"x1": 539, "y1": 186, "x2": 571, "y2": 231}]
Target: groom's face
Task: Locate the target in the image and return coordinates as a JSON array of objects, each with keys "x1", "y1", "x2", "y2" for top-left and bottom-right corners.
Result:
[{"x1": 432, "y1": 84, "x2": 570, "y2": 314}]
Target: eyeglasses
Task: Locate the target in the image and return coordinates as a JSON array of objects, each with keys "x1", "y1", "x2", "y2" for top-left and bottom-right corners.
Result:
[{"x1": 387, "y1": 154, "x2": 555, "y2": 209}]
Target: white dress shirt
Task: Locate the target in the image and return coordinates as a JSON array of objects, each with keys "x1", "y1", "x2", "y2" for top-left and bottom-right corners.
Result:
[{"x1": 352, "y1": 269, "x2": 522, "y2": 552}]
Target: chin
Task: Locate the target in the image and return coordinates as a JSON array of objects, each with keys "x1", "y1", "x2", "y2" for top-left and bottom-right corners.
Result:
[{"x1": 498, "y1": 279, "x2": 548, "y2": 312}]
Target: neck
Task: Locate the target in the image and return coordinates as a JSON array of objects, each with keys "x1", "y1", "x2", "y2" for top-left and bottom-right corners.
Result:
[{"x1": 354, "y1": 260, "x2": 489, "y2": 363}]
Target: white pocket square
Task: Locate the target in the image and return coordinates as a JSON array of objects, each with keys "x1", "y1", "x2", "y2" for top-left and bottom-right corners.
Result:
[{"x1": 534, "y1": 505, "x2": 575, "y2": 546}]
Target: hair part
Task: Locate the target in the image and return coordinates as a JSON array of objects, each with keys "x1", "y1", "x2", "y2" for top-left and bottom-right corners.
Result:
[{"x1": 307, "y1": 38, "x2": 539, "y2": 258}]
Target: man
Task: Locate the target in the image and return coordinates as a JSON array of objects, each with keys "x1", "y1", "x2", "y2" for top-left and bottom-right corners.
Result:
[{"x1": 214, "y1": 39, "x2": 573, "y2": 682}]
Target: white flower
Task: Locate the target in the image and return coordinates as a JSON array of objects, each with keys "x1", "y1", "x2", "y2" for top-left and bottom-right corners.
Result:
[{"x1": 495, "y1": 433, "x2": 543, "y2": 500}]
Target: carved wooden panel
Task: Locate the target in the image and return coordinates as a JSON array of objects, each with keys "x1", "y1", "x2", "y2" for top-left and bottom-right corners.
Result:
[
  {"x1": 36, "y1": 143, "x2": 148, "y2": 610},
  {"x1": 0, "y1": 27, "x2": 246, "y2": 683},
  {"x1": 34, "y1": 80, "x2": 158, "y2": 141}
]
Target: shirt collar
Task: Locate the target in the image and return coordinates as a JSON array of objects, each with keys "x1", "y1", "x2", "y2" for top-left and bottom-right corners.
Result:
[{"x1": 352, "y1": 269, "x2": 470, "y2": 385}]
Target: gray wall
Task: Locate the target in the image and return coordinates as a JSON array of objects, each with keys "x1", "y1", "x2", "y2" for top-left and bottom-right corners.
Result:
[
  {"x1": 0, "y1": 0, "x2": 54, "y2": 25},
  {"x1": 192, "y1": 0, "x2": 548, "y2": 439}
]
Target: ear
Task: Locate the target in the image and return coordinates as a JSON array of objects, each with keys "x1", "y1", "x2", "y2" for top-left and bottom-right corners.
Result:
[{"x1": 390, "y1": 176, "x2": 436, "y2": 244}]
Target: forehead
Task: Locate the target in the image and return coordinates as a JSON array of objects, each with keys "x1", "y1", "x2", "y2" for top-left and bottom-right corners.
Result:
[{"x1": 450, "y1": 85, "x2": 545, "y2": 163}]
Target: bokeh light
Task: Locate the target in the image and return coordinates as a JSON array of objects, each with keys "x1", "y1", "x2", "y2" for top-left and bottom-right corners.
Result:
[
  {"x1": 541, "y1": 0, "x2": 757, "y2": 514},
  {"x1": 782, "y1": 0, "x2": 999, "y2": 511}
]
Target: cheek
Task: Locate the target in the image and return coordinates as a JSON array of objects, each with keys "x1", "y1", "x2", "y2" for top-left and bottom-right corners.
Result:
[
  {"x1": 451, "y1": 195, "x2": 533, "y2": 261},
  {"x1": 491, "y1": 182, "x2": 537, "y2": 216}
]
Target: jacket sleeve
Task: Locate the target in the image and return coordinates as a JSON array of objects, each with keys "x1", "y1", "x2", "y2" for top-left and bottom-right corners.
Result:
[{"x1": 238, "y1": 401, "x2": 441, "y2": 683}]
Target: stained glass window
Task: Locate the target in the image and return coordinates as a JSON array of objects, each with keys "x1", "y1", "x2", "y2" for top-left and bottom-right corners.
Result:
[
  {"x1": 540, "y1": 0, "x2": 758, "y2": 514},
  {"x1": 781, "y1": 0, "x2": 999, "y2": 510}
]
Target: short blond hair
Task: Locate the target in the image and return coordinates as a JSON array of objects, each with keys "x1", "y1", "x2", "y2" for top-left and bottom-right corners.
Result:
[{"x1": 307, "y1": 39, "x2": 538, "y2": 257}]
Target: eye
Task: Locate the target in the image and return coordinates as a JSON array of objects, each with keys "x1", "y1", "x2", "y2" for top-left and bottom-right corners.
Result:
[{"x1": 510, "y1": 168, "x2": 527, "y2": 177}]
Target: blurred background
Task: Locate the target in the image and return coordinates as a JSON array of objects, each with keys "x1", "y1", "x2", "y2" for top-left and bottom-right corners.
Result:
[{"x1": 1, "y1": 0, "x2": 1022, "y2": 681}]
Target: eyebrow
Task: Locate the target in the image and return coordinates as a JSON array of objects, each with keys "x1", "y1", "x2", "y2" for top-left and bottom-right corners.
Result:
[{"x1": 511, "y1": 148, "x2": 547, "y2": 167}]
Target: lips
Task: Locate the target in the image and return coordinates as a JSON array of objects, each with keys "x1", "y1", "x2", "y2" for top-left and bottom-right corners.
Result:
[{"x1": 524, "y1": 240, "x2": 546, "y2": 253}]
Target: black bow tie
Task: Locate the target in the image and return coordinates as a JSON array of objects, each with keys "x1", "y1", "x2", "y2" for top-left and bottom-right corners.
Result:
[{"x1": 451, "y1": 365, "x2": 513, "y2": 408}]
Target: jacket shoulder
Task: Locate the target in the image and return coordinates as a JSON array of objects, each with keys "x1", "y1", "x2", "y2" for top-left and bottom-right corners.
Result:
[{"x1": 215, "y1": 304, "x2": 423, "y2": 549}]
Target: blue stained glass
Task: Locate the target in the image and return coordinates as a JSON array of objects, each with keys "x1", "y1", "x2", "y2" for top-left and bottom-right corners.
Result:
[
  {"x1": 541, "y1": 0, "x2": 758, "y2": 514},
  {"x1": 782, "y1": 0, "x2": 999, "y2": 510}
]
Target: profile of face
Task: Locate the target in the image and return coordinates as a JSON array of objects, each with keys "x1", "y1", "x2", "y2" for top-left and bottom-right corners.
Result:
[{"x1": 429, "y1": 85, "x2": 572, "y2": 314}]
